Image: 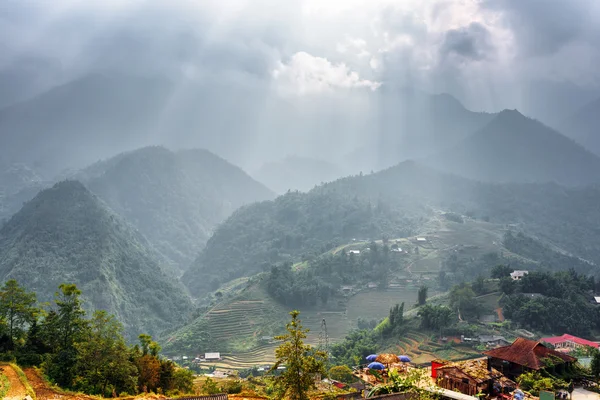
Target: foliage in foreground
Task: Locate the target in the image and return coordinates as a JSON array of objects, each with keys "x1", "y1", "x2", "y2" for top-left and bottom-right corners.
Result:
[{"x1": 0, "y1": 280, "x2": 194, "y2": 397}]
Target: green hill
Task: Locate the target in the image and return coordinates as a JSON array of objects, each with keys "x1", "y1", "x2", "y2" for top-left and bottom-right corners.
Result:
[
  {"x1": 184, "y1": 160, "x2": 600, "y2": 299},
  {"x1": 0, "y1": 180, "x2": 194, "y2": 339},
  {"x1": 78, "y1": 146, "x2": 274, "y2": 273},
  {"x1": 182, "y1": 187, "x2": 423, "y2": 297}
]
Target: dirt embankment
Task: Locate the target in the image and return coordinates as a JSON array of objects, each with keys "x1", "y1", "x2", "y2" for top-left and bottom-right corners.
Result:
[
  {"x1": 23, "y1": 367, "x2": 97, "y2": 400},
  {"x1": 1, "y1": 364, "x2": 28, "y2": 400}
]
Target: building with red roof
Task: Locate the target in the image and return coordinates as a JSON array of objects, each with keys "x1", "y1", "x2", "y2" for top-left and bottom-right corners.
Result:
[
  {"x1": 483, "y1": 338, "x2": 577, "y2": 379},
  {"x1": 540, "y1": 334, "x2": 599, "y2": 353}
]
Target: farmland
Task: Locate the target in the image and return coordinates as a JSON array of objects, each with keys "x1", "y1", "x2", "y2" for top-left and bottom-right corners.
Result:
[{"x1": 166, "y1": 214, "x2": 528, "y2": 369}]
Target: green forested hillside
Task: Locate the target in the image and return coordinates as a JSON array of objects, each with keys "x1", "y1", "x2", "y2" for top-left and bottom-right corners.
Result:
[
  {"x1": 183, "y1": 189, "x2": 423, "y2": 297},
  {"x1": 185, "y1": 161, "x2": 600, "y2": 299},
  {"x1": 0, "y1": 180, "x2": 193, "y2": 338},
  {"x1": 423, "y1": 109, "x2": 600, "y2": 186},
  {"x1": 79, "y1": 146, "x2": 274, "y2": 273}
]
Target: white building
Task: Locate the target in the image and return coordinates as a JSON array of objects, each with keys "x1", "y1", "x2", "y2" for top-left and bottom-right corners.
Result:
[
  {"x1": 348, "y1": 250, "x2": 361, "y2": 255},
  {"x1": 510, "y1": 270, "x2": 529, "y2": 281},
  {"x1": 204, "y1": 352, "x2": 221, "y2": 360}
]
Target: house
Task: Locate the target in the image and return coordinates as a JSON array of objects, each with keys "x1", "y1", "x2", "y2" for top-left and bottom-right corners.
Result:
[
  {"x1": 434, "y1": 357, "x2": 514, "y2": 396},
  {"x1": 348, "y1": 250, "x2": 361, "y2": 255},
  {"x1": 260, "y1": 336, "x2": 272, "y2": 342},
  {"x1": 205, "y1": 352, "x2": 221, "y2": 361},
  {"x1": 478, "y1": 335, "x2": 510, "y2": 348},
  {"x1": 484, "y1": 338, "x2": 577, "y2": 379},
  {"x1": 416, "y1": 237, "x2": 427, "y2": 242},
  {"x1": 510, "y1": 270, "x2": 529, "y2": 281},
  {"x1": 540, "y1": 334, "x2": 600, "y2": 353}
]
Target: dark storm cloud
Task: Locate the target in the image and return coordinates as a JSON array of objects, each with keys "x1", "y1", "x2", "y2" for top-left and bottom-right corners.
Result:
[
  {"x1": 482, "y1": 0, "x2": 599, "y2": 56},
  {"x1": 440, "y1": 22, "x2": 493, "y2": 61}
]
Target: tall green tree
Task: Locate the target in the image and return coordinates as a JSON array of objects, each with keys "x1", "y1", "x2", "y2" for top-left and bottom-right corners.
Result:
[
  {"x1": 74, "y1": 311, "x2": 138, "y2": 396},
  {"x1": 491, "y1": 265, "x2": 513, "y2": 279},
  {"x1": 271, "y1": 311, "x2": 327, "y2": 400},
  {"x1": 417, "y1": 286, "x2": 428, "y2": 306},
  {"x1": 44, "y1": 283, "x2": 89, "y2": 387},
  {"x1": 0, "y1": 279, "x2": 37, "y2": 348},
  {"x1": 449, "y1": 284, "x2": 481, "y2": 319}
]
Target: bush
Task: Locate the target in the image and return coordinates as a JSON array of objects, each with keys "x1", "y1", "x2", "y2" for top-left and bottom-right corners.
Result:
[
  {"x1": 221, "y1": 380, "x2": 243, "y2": 394},
  {"x1": 329, "y1": 365, "x2": 354, "y2": 384}
]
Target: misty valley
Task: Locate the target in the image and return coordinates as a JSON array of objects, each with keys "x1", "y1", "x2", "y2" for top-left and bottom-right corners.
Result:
[{"x1": 2, "y1": 1, "x2": 600, "y2": 399}]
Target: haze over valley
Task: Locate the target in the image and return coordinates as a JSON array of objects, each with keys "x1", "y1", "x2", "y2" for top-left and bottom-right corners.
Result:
[{"x1": 2, "y1": 0, "x2": 600, "y2": 393}]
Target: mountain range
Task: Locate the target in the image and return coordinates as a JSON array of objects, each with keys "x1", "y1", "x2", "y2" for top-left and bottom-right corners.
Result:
[
  {"x1": 184, "y1": 160, "x2": 600, "y2": 298},
  {"x1": 423, "y1": 109, "x2": 600, "y2": 186},
  {"x1": 558, "y1": 97, "x2": 600, "y2": 157},
  {"x1": 0, "y1": 180, "x2": 193, "y2": 338},
  {"x1": 81, "y1": 146, "x2": 274, "y2": 272}
]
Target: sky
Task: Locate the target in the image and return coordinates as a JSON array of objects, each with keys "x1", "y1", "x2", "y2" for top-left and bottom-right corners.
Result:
[
  {"x1": 1, "y1": 0, "x2": 600, "y2": 172},
  {"x1": 1, "y1": 0, "x2": 599, "y2": 110}
]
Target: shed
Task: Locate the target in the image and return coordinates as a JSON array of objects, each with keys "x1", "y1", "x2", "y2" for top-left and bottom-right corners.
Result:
[
  {"x1": 205, "y1": 352, "x2": 221, "y2": 360},
  {"x1": 435, "y1": 358, "x2": 509, "y2": 396}
]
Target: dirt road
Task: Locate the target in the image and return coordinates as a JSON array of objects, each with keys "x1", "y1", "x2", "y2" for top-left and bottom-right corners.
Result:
[{"x1": 1, "y1": 364, "x2": 28, "y2": 400}]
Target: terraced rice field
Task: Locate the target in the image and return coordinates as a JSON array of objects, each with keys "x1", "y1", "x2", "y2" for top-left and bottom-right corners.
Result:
[{"x1": 346, "y1": 288, "x2": 423, "y2": 326}]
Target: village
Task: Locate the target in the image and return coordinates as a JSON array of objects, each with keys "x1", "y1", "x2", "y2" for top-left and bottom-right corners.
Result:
[{"x1": 171, "y1": 332, "x2": 600, "y2": 400}]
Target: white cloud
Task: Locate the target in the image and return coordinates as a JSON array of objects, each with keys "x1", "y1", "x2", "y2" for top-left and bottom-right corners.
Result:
[{"x1": 272, "y1": 51, "x2": 381, "y2": 95}]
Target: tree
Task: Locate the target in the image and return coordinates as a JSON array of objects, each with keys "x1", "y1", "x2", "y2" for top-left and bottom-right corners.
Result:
[
  {"x1": 271, "y1": 311, "x2": 327, "y2": 400},
  {"x1": 0, "y1": 279, "x2": 37, "y2": 348},
  {"x1": 388, "y1": 303, "x2": 405, "y2": 334},
  {"x1": 417, "y1": 286, "x2": 428, "y2": 306},
  {"x1": 418, "y1": 305, "x2": 454, "y2": 336},
  {"x1": 449, "y1": 284, "x2": 481, "y2": 319},
  {"x1": 44, "y1": 283, "x2": 89, "y2": 387},
  {"x1": 74, "y1": 311, "x2": 138, "y2": 396},
  {"x1": 499, "y1": 277, "x2": 515, "y2": 294},
  {"x1": 590, "y1": 350, "x2": 600, "y2": 382},
  {"x1": 328, "y1": 365, "x2": 354, "y2": 384},
  {"x1": 472, "y1": 275, "x2": 486, "y2": 295},
  {"x1": 202, "y1": 377, "x2": 220, "y2": 395},
  {"x1": 172, "y1": 369, "x2": 194, "y2": 394},
  {"x1": 55, "y1": 283, "x2": 87, "y2": 349},
  {"x1": 491, "y1": 265, "x2": 513, "y2": 279}
]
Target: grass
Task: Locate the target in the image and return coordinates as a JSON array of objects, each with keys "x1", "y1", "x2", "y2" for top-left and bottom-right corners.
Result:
[
  {"x1": 0, "y1": 372, "x2": 9, "y2": 399},
  {"x1": 2, "y1": 363, "x2": 37, "y2": 399}
]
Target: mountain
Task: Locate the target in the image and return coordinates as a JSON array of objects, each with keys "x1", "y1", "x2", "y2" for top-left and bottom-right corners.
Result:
[
  {"x1": 558, "y1": 97, "x2": 600, "y2": 156},
  {"x1": 79, "y1": 146, "x2": 274, "y2": 272},
  {"x1": 423, "y1": 109, "x2": 600, "y2": 186},
  {"x1": 0, "y1": 180, "x2": 193, "y2": 338},
  {"x1": 352, "y1": 89, "x2": 495, "y2": 170},
  {"x1": 253, "y1": 156, "x2": 346, "y2": 194},
  {"x1": 0, "y1": 73, "x2": 173, "y2": 177},
  {"x1": 184, "y1": 160, "x2": 600, "y2": 298},
  {"x1": 182, "y1": 177, "x2": 426, "y2": 297}
]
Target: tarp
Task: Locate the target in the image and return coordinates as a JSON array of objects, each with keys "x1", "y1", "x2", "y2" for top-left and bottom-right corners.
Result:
[{"x1": 367, "y1": 362, "x2": 385, "y2": 370}]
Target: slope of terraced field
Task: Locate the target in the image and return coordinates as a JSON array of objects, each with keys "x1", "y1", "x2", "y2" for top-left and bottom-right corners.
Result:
[{"x1": 383, "y1": 331, "x2": 480, "y2": 365}]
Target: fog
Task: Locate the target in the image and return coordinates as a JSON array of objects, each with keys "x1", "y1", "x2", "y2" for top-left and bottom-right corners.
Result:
[{"x1": 1, "y1": 0, "x2": 599, "y2": 184}]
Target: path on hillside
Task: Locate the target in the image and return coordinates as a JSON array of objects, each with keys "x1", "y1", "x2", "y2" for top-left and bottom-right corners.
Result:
[
  {"x1": 24, "y1": 367, "x2": 97, "y2": 400},
  {"x1": 1, "y1": 364, "x2": 28, "y2": 400}
]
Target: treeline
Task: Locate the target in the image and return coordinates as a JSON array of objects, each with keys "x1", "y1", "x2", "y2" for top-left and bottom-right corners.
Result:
[
  {"x1": 266, "y1": 241, "x2": 406, "y2": 306},
  {"x1": 0, "y1": 279, "x2": 193, "y2": 397},
  {"x1": 186, "y1": 189, "x2": 418, "y2": 297},
  {"x1": 501, "y1": 270, "x2": 600, "y2": 336}
]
